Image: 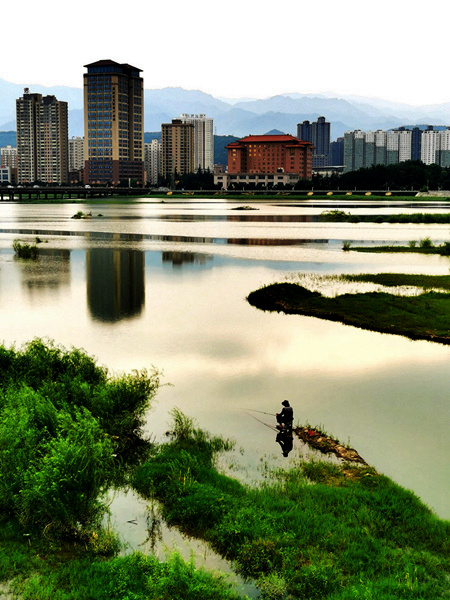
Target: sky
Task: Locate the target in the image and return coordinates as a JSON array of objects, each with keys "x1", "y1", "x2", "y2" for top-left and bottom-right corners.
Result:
[{"x1": 1, "y1": 0, "x2": 448, "y2": 106}]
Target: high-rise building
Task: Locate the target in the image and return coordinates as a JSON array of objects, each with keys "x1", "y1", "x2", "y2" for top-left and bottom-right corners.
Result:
[
  {"x1": 297, "y1": 120, "x2": 312, "y2": 143},
  {"x1": 83, "y1": 60, "x2": 144, "y2": 184},
  {"x1": 421, "y1": 129, "x2": 450, "y2": 166},
  {"x1": 179, "y1": 114, "x2": 214, "y2": 171},
  {"x1": 298, "y1": 116, "x2": 331, "y2": 167},
  {"x1": 0, "y1": 145, "x2": 18, "y2": 168},
  {"x1": 330, "y1": 137, "x2": 344, "y2": 166},
  {"x1": 161, "y1": 119, "x2": 194, "y2": 180},
  {"x1": 344, "y1": 129, "x2": 412, "y2": 172},
  {"x1": 16, "y1": 89, "x2": 68, "y2": 184},
  {"x1": 144, "y1": 139, "x2": 161, "y2": 185},
  {"x1": 68, "y1": 136, "x2": 85, "y2": 172}
]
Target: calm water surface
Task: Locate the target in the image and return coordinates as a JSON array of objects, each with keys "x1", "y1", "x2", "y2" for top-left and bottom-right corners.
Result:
[{"x1": 1, "y1": 200, "x2": 449, "y2": 536}]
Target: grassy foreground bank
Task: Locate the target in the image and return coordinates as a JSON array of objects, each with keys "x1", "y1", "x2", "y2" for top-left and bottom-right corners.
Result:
[
  {"x1": 133, "y1": 411, "x2": 450, "y2": 599},
  {"x1": 247, "y1": 278, "x2": 450, "y2": 344},
  {"x1": 0, "y1": 340, "x2": 244, "y2": 600}
]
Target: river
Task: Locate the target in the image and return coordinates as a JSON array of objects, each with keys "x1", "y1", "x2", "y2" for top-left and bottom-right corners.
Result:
[{"x1": 0, "y1": 198, "x2": 448, "y2": 535}]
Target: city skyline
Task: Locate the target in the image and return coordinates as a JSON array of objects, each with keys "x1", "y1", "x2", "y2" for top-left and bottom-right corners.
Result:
[{"x1": 1, "y1": 0, "x2": 448, "y2": 107}]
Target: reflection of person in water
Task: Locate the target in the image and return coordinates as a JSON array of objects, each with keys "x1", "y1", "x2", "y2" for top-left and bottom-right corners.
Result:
[{"x1": 276, "y1": 428, "x2": 293, "y2": 457}]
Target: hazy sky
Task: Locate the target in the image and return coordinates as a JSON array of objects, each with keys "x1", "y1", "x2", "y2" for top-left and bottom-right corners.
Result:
[{"x1": 2, "y1": 0, "x2": 447, "y2": 106}]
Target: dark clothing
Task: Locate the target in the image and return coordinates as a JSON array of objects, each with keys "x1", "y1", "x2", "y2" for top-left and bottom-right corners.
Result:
[{"x1": 276, "y1": 406, "x2": 293, "y2": 428}]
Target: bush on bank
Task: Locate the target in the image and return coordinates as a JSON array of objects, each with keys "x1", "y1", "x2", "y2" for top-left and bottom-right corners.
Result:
[
  {"x1": 133, "y1": 411, "x2": 450, "y2": 600},
  {"x1": 0, "y1": 339, "x2": 160, "y2": 537}
]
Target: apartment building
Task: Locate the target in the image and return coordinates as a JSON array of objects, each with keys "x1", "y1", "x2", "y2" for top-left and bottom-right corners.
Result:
[
  {"x1": 179, "y1": 114, "x2": 214, "y2": 172},
  {"x1": 83, "y1": 60, "x2": 144, "y2": 184},
  {"x1": 16, "y1": 89, "x2": 68, "y2": 184},
  {"x1": 161, "y1": 119, "x2": 194, "y2": 179}
]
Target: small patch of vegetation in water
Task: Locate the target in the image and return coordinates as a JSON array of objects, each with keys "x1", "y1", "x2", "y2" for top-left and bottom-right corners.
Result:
[
  {"x1": 12, "y1": 239, "x2": 38, "y2": 259},
  {"x1": 230, "y1": 205, "x2": 258, "y2": 210},
  {"x1": 71, "y1": 210, "x2": 93, "y2": 219},
  {"x1": 247, "y1": 280, "x2": 450, "y2": 343},
  {"x1": 349, "y1": 238, "x2": 450, "y2": 255},
  {"x1": 319, "y1": 210, "x2": 450, "y2": 224},
  {"x1": 341, "y1": 273, "x2": 450, "y2": 291},
  {"x1": 132, "y1": 411, "x2": 450, "y2": 599},
  {"x1": 342, "y1": 240, "x2": 351, "y2": 251}
]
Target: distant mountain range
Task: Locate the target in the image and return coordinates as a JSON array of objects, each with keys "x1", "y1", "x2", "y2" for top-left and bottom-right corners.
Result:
[{"x1": 1, "y1": 78, "x2": 450, "y2": 140}]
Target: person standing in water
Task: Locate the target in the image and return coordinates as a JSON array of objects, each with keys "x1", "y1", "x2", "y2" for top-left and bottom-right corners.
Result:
[{"x1": 276, "y1": 400, "x2": 293, "y2": 432}]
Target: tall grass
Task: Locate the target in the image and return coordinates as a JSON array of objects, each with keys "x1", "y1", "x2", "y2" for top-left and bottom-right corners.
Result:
[
  {"x1": 12, "y1": 238, "x2": 38, "y2": 259},
  {"x1": 133, "y1": 413, "x2": 450, "y2": 599}
]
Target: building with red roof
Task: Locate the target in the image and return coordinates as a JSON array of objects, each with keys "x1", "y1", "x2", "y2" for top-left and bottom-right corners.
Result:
[{"x1": 214, "y1": 134, "x2": 313, "y2": 190}]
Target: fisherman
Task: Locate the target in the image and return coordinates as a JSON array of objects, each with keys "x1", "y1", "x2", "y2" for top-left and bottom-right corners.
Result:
[{"x1": 276, "y1": 400, "x2": 293, "y2": 432}]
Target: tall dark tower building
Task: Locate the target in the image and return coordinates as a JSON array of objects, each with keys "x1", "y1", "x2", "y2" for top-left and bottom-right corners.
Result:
[
  {"x1": 411, "y1": 127, "x2": 422, "y2": 161},
  {"x1": 297, "y1": 120, "x2": 312, "y2": 144},
  {"x1": 311, "y1": 116, "x2": 330, "y2": 157},
  {"x1": 297, "y1": 117, "x2": 331, "y2": 167},
  {"x1": 83, "y1": 60, "x2": 144, "y2": 185}
]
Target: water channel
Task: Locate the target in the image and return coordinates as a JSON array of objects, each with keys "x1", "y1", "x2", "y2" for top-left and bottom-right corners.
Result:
[{"x1": 0, "y1": 198, "x2": 449, "y2": 587}]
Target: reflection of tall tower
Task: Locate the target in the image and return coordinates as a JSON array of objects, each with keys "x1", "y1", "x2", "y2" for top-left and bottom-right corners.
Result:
[{"x1": 86, "y1": 249, "x2": 145, "y2": 322}]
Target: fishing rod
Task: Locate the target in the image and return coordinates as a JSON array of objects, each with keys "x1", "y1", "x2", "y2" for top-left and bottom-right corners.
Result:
[
  {"x1": 245, "y1": 408, "x2": 276, "y2": 417},
  {"x1": 243, "y1": 410, "x2": 279, "y2": 432}
]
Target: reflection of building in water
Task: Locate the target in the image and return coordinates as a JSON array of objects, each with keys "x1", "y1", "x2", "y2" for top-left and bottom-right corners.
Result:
[
  {"x1": 19, "y1": 249, "x2": 71, "y2": 294},
  {"x1": 86, "y1": 249, "x2": 145, "y2": 322},
  {"x1": 162, "y1": 251, "x2": 213, "y2": 267}
]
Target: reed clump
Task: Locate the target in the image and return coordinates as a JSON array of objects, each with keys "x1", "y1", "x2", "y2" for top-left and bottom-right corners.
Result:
[{"x1": 12, "y1": 239, "x2": 38, "y2": 259}]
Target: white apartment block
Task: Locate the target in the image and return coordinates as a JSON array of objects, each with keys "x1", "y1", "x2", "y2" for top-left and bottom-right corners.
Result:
[
  {"x1": 144, "y1": 139, "x2": 161, "y2": 185},
  {"x1": 0, "y1": 145, "x2": 18, "y2": 168},
  {"x1": 68, "y1": 136, "x2": 85, "y2": 172},
  {"x1": 421, "y1": 131, "x2": 440, "y2": 165},
  {"x1": 180, "y1": 114, "x2": 214, "y2": 171},
  {"x1": 398, "y1": 130, "x2": 412, "y2": 162},
  {"x1": 421, "y1": 130, "x2": 450, "y2": 166}
]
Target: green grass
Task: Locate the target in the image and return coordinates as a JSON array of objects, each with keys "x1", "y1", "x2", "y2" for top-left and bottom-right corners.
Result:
[
  {"x1": 320, "y1": 210, "x2": 450, "y2": 224},
  {"x1": 247, "y1": 281, "x2": 450, "y2": 343},
  {"x1": 132, "y1": 412, "x2": 450, "y2": 599},
  {"x1": 341, "y1": 273, "x2": 450, "y2": 290},
  {"x1": 0, "y1": 527, "x2": 244, "y2": 600}
]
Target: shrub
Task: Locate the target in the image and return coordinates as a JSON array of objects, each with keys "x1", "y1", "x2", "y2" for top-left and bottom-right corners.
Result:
[
  {"x1": 12, "y1": 239, "x2": 37, "y2": 259},
  {"x1": 419, "y1": 237, "x2": 433, "y2": 248},
  {"x1": 342, "y1": 241, "x2": 351, "y2": 251},
  {"x1": 0, "y1": 340, "x2": 160, "y2": 538}
]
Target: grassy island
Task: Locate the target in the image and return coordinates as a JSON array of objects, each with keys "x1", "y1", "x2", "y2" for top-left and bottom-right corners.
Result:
[{"x1": 247, "y1": 278, "x2": 450, "y2": 344}]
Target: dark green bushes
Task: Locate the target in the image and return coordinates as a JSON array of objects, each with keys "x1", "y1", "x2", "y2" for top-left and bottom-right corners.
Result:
[{"x1": 0, "y1": 339, "x2": 159, "y2": 538}]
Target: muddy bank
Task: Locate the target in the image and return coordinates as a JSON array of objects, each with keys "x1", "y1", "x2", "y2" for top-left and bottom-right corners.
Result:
[{"x1": 294, "y1": 426, "x2": 367, "y2": 464}]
